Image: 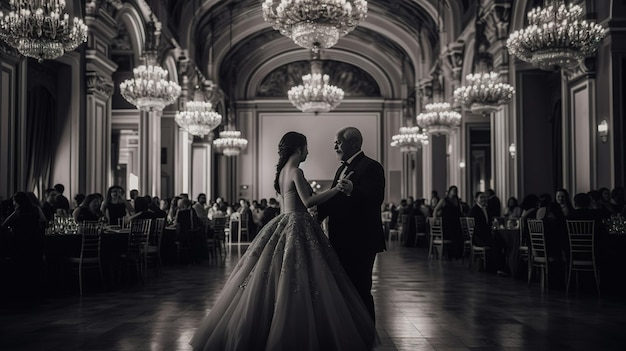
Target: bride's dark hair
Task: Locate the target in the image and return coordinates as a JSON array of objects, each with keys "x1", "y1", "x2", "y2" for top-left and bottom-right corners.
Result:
[{"x1": 274, "y1": 131, "x2": 307, "y2": 194}]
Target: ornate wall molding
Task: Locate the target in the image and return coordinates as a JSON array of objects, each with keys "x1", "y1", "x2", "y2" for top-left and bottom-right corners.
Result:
[
  {"x1": 86, "y1": 72, "x2": 114, "y2": 98},
  {"x1": 256, "y1": 60, "x2": 381, "y2": 98}
]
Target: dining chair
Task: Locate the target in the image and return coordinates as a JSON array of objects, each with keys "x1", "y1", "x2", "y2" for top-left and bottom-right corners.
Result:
[
  {"x1": 120, "y1": 219, "x2": 151, "y2": 283},
  {"x1": 460, "y1": 217, "x2": 487, "y2": 271},
  {"x1": 565, "y1": 220, "x2": 600, "y2": 295},
  {"x1": 212, "y1": 217, "x2": 228, "y2": 255},
  {"x1": 518, "y1": 224, "x2": 530, "y2": 279},
  {"x1": 238, "y1": 212, "x2": 250, "y2": 243},
  {"x1": 527, "y1": 219, "x2": 553, "y2": 290},
  {"x1": 146, "y1": 218, "x2": 165, "y2": 276},
  {"x1": 66, "y1": 221, "x2": 104, "y2": 295},
  {"x1": 414, "y1": 215, "x2": 427, "y2": 247},
  {"x1": 428, "y1": 217, "x2": 451, "y2": 260}
]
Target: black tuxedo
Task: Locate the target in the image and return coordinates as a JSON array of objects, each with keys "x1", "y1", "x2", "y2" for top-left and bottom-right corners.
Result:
[{"x1": 317, "y1": 152, "x2": 385, "y2": 321}]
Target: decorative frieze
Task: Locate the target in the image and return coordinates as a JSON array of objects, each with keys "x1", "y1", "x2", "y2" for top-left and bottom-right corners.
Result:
[{"x1": 86, "y1": 72, "x2": 114, "y2": 98}]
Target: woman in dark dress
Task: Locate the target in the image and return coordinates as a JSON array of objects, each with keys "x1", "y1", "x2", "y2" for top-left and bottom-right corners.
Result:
[
  {"x1": 101, "y1": 186, "x2": 133, "y2": 225},
  {"x1": 73, "y1": 194, "x2": 104, "y2": 223},
  {"x1": 434, "y1": 186, "x2": 464, "y2": 259}
]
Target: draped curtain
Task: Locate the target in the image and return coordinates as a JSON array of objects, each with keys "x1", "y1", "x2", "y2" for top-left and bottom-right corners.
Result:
[{"x1": 25, "y1": 86, "x2": 56, "y2": 197}]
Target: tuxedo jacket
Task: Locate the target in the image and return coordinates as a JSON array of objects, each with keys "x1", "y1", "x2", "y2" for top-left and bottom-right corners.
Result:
[
  {"x1": 469, "y1": 204, "x2": 493, "y2": 247},
  {"x1": 317, "y1": 152, "x2": 386, "y2": 255}
]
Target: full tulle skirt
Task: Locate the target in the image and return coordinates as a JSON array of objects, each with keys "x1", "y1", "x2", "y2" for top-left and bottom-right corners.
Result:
[{"x1": 190, "y1": 212, "x2": 375, "y2": 351}]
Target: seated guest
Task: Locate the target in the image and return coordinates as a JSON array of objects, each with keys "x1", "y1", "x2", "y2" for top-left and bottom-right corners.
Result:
[
  {"x1": 149, "y1": 196, "x2": 167, "y2": 219},
  {"x1": 555, "y1": 188, "x2": 575, "y2": 217},
  {"x1": 101, "y1": 185, "x2": 133, "y2": 225},
  {"x1": 469, "y1": 192, "x2": 506, "y2": 275},
  {"x1": 176, "y1": 198, "x2": 200, "y2": 235},
  {"x1": 469, "y1": 192, "x2": 493, "y2": 247},
  {"x1": 129, "y1": 196, "x2": 157, "y2": 221},
  {"x1": 168, "y1": 196, "x2": 182, "y2": 223},
  {"x1": 568, "y1": 193, "x2": 597, "y2": 220},
  {"x1": 53, "y1": 183, "x2": 71, "y2": 217},
  {"x1": 73, "y1": 194, "x2": 104, "y2": 223},
  {"x1": 536, "y1": 193, "x2": 568, "y2": 262},
  {"x1": 260, "y1": 198, "x2": 280, "y2": 229},
  {"x1": 588, "y1": 190, "x2": 613, "y2": 219},
  {"x1": 41, "y1": 188, "x2": 59, "y2": 222},
  {"x1": 193, "y1": 193, "x2": 209, "y2": 220},
  {"x1": 73, "y1": 193, "x2": 86, "y2": 211},
  {"x1": 503, "y1": 197, "x2": 522, "y2": 219}
]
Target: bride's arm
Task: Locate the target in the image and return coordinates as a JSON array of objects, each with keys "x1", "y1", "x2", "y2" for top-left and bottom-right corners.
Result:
[{"x1": 292, "y1": 168, "x2": 341, "y2": 208}]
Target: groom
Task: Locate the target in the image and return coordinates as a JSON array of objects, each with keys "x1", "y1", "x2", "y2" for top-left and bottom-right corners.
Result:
[{"x1": 317, "y1": 127, "x2": 386, "y2": 322}]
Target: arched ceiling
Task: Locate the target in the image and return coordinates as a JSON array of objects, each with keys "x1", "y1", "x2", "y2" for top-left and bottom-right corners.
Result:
[{"x1": 172, "y1": 0, "x2": 477, "y2": 100}]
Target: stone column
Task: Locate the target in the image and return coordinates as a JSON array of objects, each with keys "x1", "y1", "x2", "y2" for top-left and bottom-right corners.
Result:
[
  {"x1": 84, "y1": 3, "x2": 118, "y2": 193},
  {"x1": 139, "y1": 110, "x2": 162, "y2": 196}
]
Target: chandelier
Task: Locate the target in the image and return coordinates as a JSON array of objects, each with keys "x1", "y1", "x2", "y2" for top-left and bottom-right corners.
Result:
[
  {"x1": 288, "y1": 47, "x2": 344, "y2": 113},
  {"x1": 0, "y1": 0, "x2": 88, "y2": 62},
  {"x1": 213, "y1": 130, "x2": 248, "y2": 157},
  {"x1": 416, "y1": 102, "x2": 461, "y2": 135},
  {"x1": 453, "y1": 72, "x2": 515, "y2": 115},
  {"x1": 262, "y1": 0, "x2": 368, "y2": 49},
  {"x1": 391, "y1": 127, "x2": 429, "y2": 153},
  {"x1": 506, "y1": 0, "x2": 606, "y2": 69},
  {"x1": 175, "y1": 101, "x2": 222, "y2": 137},
  {"x1": 119, "y1": 20, "x2": 180, "y2": 111}
]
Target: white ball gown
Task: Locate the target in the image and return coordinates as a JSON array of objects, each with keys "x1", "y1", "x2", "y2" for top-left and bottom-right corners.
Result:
[{"x1": 190, "y1": 189, "x2": 375, "y2": 351}]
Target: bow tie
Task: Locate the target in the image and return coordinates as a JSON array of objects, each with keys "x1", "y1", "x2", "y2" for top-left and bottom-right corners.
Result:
[{"x1": 341, "y1": 161, "x2": 349, "y2": 167}]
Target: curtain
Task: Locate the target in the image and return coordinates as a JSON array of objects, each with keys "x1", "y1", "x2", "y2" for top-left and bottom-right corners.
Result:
[{"x1": 25, "y1": 86, "x2": 56, "y2": 197}]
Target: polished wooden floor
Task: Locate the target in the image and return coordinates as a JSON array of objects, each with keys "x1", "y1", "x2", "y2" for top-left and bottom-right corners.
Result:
[{"x1": 1, "y1": 241, "x2": 625, "y2": 351}]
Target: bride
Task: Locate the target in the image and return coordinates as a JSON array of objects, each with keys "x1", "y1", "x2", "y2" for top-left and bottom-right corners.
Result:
[{"x1": 190, "y1": 131, "x2": 375, "y2": 350}]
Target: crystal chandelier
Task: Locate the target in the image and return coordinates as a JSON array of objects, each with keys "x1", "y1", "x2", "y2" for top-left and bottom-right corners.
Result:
[
  {"x1": 288, "y1": 47, "x2": 344, "y2": 113},
  {"x1": 506, "y1": 0, "x2": 606, "y2": 69},
  {"x1": 416, "y1": 102, "x2": 461, "y2": 135},
  {"x1": 453, "y1": 72, "x2": 515, "y2": 115},
  {"x1": 119, "y1": 21, "x2": 180, "y2": 111},
  {"x1": 0, "y1": 0, "x2": 88, "y2": 62},
  {"x1": 262, "y1": 0, "x2": 368, "y2": 49},
  {"x1": 175, "y1": 101, "x2": 222, "y2": 137},
  {"x1": 213, "y1": 129, "x2": 248, "y2": 157},
  {"x1": 391, "y1": 127, "x2": 429, "y2": 153}
]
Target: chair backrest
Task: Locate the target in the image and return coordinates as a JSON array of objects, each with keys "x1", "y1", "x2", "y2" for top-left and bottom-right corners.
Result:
[
  {"x1": 566, "y1": 220, "x2": 595, "y2": 264},
  {"x1": 78, "y1": 221, "x2": 102, "y2": 259},
  {"x1": 415, "y1": 216, "x2": 427, "y2": 234},
  {"x1": 151, "y1": 218, "x2": 166, "y2": 246},
  {"x1": 527, "y1": 219, "x2": 547, "y2": 260},
  {"x1": 212, "y1": 217, "x2": 227, "y2": 239},
  {"x1": 459, "y1": 217, "x2": 475, "y2": 242},
  {"x1": 428, "y1": 217, "x2": 443, "y2": 238},
  {"x1": 240, "y1": 212, "x2": 249, "y2": 229},
  {"x1": 129, "y1": 219, "x2": 152, "y2": 254}
]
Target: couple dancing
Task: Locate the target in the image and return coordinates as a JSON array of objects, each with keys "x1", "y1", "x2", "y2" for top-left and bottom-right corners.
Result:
[{"x1": 191, "y1": 127, "x2": 386, "y2": 350}]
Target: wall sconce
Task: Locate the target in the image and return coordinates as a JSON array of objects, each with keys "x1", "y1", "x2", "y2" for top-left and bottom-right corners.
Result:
[
  {"x1": 598, "y1": 119, "x2": 609, "y2": 143},
  {"x1": 459, "y1": 161, "x2": 466, "y2": 168},
  {"x1": 509, "y1": 143, "x2": 516, "y2": 159}
]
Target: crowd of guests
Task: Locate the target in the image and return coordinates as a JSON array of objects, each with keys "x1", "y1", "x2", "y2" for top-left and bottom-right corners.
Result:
[
  {"x1": 384, "y1": 186, "x2": 626, "y2": 277},
  {"x1": 0, "y1": 183, "x2": 286, "y2": 298}
]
